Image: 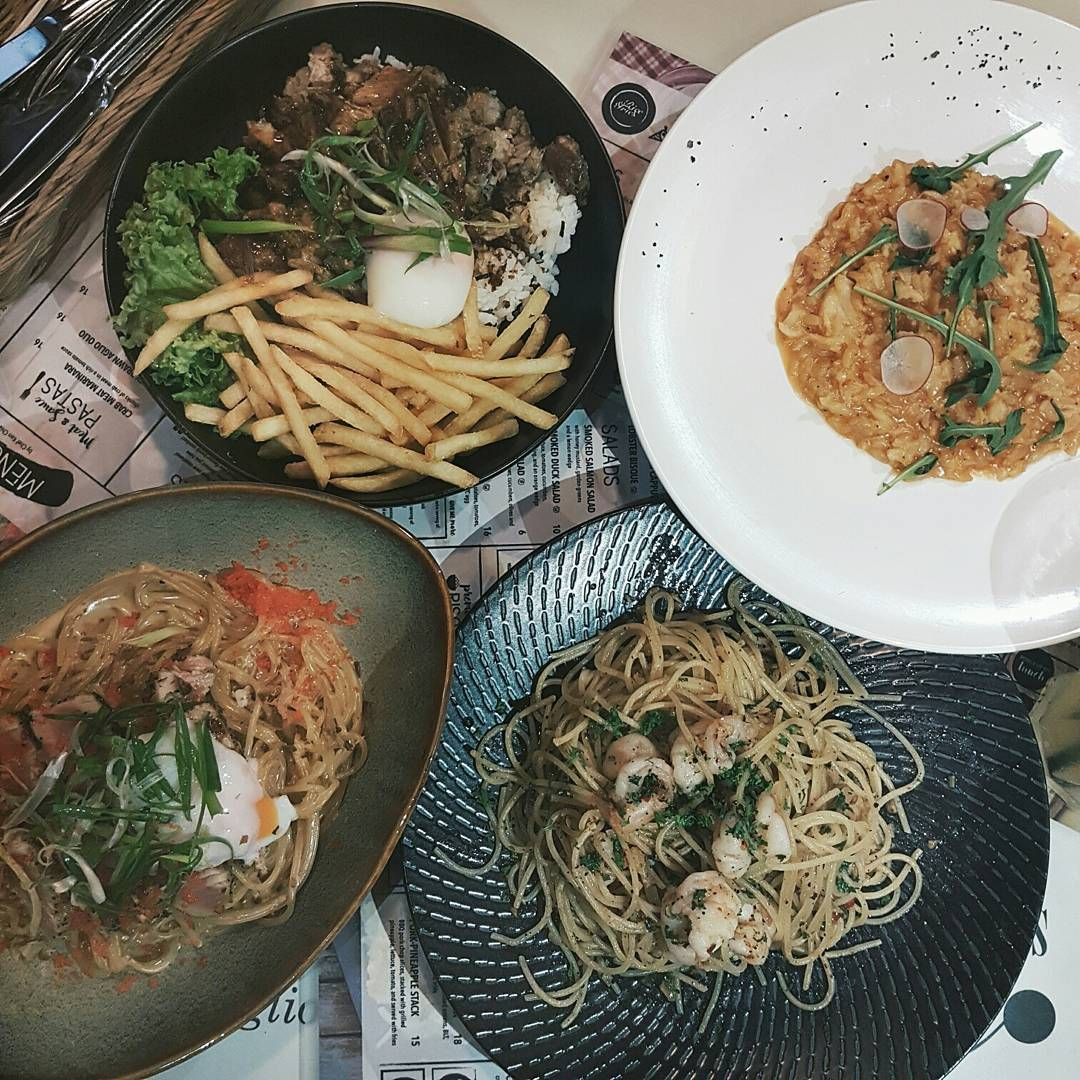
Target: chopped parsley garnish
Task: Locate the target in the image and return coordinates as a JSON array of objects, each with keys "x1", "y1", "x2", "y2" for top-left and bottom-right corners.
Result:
[
  {"x1": 625, "y1": 771, "x2": 662, "y2": 804},
  {"x1": 639, "y1": 709, "x2": 676, "y2": 736},
  {"x1": 836, "y1": 861, "x2": 856, "y2": 894},
  {"x1": 654, "y1": 807, "x2": 715, "y2": 830},
  {"x1": 580, "y1": 852, "x2": 601, "y2": 872},
  {"x1": 588, "y1": 706, "x2": 628, "y2": 738},
  {"x1": 691, "y1": 888, "x2": 707, "y2": 911},
  {"x1": 611, "y1": 837, "x2": 625, "y2": 869}
]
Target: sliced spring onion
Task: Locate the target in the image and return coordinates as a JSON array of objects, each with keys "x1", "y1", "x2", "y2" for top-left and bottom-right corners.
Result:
[
  {"x1": 3, "y1": 751, "x2": 69, "y2": 827},
  {"x1": 200, "y1": 219, "x2": 312, "y2": 235},
  {"x1": 55, "y1": 848, "x2": 106, "y2": 905},
  {"x1": 319, "y1": 266, "x2": 366, "y2": 290}
]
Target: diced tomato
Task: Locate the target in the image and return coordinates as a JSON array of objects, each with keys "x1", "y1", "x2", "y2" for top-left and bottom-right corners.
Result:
[
  {"x1": 115, "y1": 974, "x2": 137, "y2": 994},
  {"x1": 68, "y1": 908, "x2": 100, "y2": 934},
  {"x1": 38, "y1": 647, "x2": 57, "y2": 670},
  {"x1": 51, "y1": 953, "x2": 72, "y2": 972},
  {"x1": 117, "y1": 613, "x2": 140, "y2": 629},
  {"x1": 0, "y1": 938, "x2": 8, "y2": 955},
  {"x1": 177, "y1": 871, "x2": 226, "y2": 917},
  {"x1": 101, "y1": 684, "x2": 123, "y2": 708},
  {"x1": 0, "y1": 647, "x2": 11, "y2": 659},
  {"x1": 255, "y1": 652, "x2": 272, "y2": 676},
  {"x1": 29, "y1": 712, "x2": 76, "y2": 759}
]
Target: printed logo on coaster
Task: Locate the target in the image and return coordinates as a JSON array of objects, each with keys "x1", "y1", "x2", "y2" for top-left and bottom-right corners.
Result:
[{"x1": 602, "y1": 82, "x2": 656, "y2": 135}]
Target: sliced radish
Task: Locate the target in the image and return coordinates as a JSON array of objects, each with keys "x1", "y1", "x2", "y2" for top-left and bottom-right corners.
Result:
[
  {"x1": 896, "y1": 199, "x2": 948, "y2": 249},
  {"x1": 880, "y1": 335, "x2": 934, "y2": 395},
  {"x1": 960, "y1": 206, "x2": 990, "y2": 231},
  {"x1": 1007, "y1": 201, "x2": 1048, "y2": 237}
]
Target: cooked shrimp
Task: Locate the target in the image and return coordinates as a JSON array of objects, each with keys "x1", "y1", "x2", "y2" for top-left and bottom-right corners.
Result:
[
  {"x1": 662, "y1": 871, "x2": 740, "y2": 965},
  {"x1": 712, "y1": 813, "x2": 752, "y2": 878},
  {"x1": 670, "y1": 718, "x2": 734, "y2": 793},
  {"x1": 601, "y1": 733, "x2": 658, "y2": 781},
  {"x1": 729, "y1": 898, "x2": 776, "y2": 965},
  {"x1": 612, "y1": 756, "x2": 673, "y2": 828}
]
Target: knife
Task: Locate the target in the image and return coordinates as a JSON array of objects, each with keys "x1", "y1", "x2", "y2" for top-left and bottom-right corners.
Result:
[{"x1": 0, "y1": 0, "x2": 114, "y2": 97}]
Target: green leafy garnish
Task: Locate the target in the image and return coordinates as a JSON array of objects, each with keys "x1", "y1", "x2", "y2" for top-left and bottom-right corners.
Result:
[
  {"x1": 654, "y1": 807, "x2": 715, "y2": 829},
  {"x1": 639, "y1": 709, "x2": 675, "y2": 736},
  {"x1": 1037, "y1": 401, "x2": 1066, "y2": 445},
  {"x1": 611, "y1": 837, "x2": 625, "y2": 869},
  {"x1": 940, "y1": 408, "x2": 1024, "y2": 455},
  {"x1": 854, "y1": 286, "x2": 1002, "y2": 407},
  {"x1": 114, "y1": 147, "x2": 258, "y2": 405},
  {"x1": 691, "y1": 888, "x2": 707, "y2": 911},
  {"x1": 909, "y1": 121, "x2": 1042, "y2": 193},
  {"x1": 809, "y1": 225, "x2": 897, "y2": 298},
  {"x1": 580, "y1": 851, "x2": 601, "y2": 871},
  {"x1": 890, "y1": 248, "x2": 932, "y2": 270},
  {"x1": 589, "y1": 707, "x2": 628, "y2": 738},
  {"x1": 835, "y1": 861, "x2": 856, "y2": 893},
  {"x1": 887, "y1": 279, "x2": 899, "y2": 341},
  {"x1": 625, "y1": 771, "x2": 662, "y2": 804},
  {"x1": 878, "y1": 453, "x2": 938, "y2": 495},
  {"x1": 945, "y1": 300, "x2": 1001, "y2": 407},
  {"x1": 941, "y1": 148, "x2": 1062, "y2": 352},
  {"x1": 1023, "y1": 237, "x2": 1070, "y2": 372}
]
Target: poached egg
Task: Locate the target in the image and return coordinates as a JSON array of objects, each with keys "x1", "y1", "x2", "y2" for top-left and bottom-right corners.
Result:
[
  {"x1": 148, "y1": 722, "x2": 297, "y2": 870},
  {"x1": 365, "y1": 246, "x2": 474, "y2": 328}
]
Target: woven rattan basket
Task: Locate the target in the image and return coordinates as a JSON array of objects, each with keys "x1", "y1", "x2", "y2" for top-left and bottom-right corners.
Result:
[{"x1": 0, "y1": 0, "x2": 276, "y2": 304}]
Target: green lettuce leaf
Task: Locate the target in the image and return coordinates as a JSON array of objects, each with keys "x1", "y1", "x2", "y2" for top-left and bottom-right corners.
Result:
[
  {"x1": 144, "y1": 326, "x2": 240, "y2": 408},
  {"x1": 113, "y1": 147, "x2": 259, "y2": 403}
]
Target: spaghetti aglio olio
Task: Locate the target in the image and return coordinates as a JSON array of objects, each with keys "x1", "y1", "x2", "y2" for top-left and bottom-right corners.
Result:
[
  {"x1": 445, "y1": 580, "x2": 923, "y2": 1025},
  {"x1": 0, "y1": 564, "x2": 363, "y2": 977}
]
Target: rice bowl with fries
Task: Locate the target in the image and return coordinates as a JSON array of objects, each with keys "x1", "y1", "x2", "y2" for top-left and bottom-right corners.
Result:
[{"x1": 103, "y1": 6, "x2": 622, "y2": 504}]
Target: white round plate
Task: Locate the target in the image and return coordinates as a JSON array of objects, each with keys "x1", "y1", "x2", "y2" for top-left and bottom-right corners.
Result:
[{"x1": 616, "y1": 0, "x2": 1080, "y2": 654}]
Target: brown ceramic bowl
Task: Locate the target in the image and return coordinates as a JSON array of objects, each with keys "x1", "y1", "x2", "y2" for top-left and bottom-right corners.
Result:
[{"x1": 0, "y1": 483, "x2": 452, "y2": 1079}]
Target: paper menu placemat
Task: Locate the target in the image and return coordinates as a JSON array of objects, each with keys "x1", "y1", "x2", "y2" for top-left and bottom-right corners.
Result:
[{"x1": 155, "y1": 966, "x2": 319, "y2": 1079}]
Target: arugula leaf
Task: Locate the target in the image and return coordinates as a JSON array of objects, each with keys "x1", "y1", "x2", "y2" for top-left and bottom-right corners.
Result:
[
  {"x1": 945, "y1": 300, "x2": 1001, "y2": 407},
  {"x1": 639, "y1": 709, "x2": 675, "y2": 736},
  {"x1": 854, "y1": 286, "x2": 1002, "y2": 407},
  {"x1": 878, "y1": 453, "x2": 938, "y2": 495},
  {"x1": 910, "y1": 121, "x2": 1042, "y2": 192},
  {"x1": 1037, "y1": 401, "x2": 1066, "y2": 445},
  {"x1": 1023, "y1": 237, "x2": 1070, "y2": 372},
  {"x1": 891, "y1": 248, "x2": 932, "y2": 270},
  {"x1": 941, "y1": 148, "x2": 1063, "y2": 352},
  {"x1": 809, "y1": 225, "x2": 897, "y2": 298},
  {"x1": 940, "y1": 408, "x2": 1024, "y2": 455},
  {"x1": 887, "y1": 279, "x2": 899, "y2": 342}
]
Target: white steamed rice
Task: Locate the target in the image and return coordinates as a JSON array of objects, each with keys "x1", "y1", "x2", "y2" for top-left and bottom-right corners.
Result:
[{"x1": 475, "y1": 175, "x2": 581, "y2": 325}]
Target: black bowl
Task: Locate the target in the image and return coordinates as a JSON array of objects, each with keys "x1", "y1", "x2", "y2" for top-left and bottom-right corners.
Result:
[{"x1": 103, "y1": 2, "x2": 623, "y2": 507}]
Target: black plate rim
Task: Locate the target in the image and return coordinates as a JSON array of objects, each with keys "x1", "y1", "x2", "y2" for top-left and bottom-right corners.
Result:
[
  {"x1": 101, "y1": 1, "x2": 624, "y2": 509},
  {"x1": 402, "y1": 497, "x2": 1051, "y2": 1080}
]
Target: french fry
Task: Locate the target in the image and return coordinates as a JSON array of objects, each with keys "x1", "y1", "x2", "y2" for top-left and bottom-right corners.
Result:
[
  {"x1": 331, "y1": 470, "x2": 422, "y2": 493},
  {"x1": 480, "y1": 324, "x2": 497, "y2": 342},
  {"x1": 224, "y1": 352, "x2": 272, "y2": 419},
  {"x1": 275, "y1": 295, "x2": 459, "y2": 350},
  {"x1": 197, "y1": 233, "x2": 269, "y2": 318},
  {"x1": 313, "y1": 423, "x2": 478, "y2": 488},
  {"x1": 518, "y1": 315, "x2": 550, "y2": 359},
  {"x1": 422, "y1": 349, "x2": 571, "y2": 378},
  {"x1": 462, "y1": 281, "x2": 483, "y2": 355},
  {"x1": 426, "y1": 419, "x2": 519, "y2": 461},
  {"x1": 163, "y1": 269, "x2": 312, "y2": 321},
  {"x1": 284, "y1": 452, "x2": 388, "y2": 479},
  {"x1": 134, "y1": 318, "x2": 193, "y2": 376},
  {"x1": 260, "y1": 347, "x2": 330, "y2": 488},
  {"x1": 183, "y1": 403, "x2": 227, "y2": 425},
  {"x1": 203, "y1": 312, "x2": 241, "y2": 334},
  {"x1": 443, "y1": 372, "x2": 542, "y2": 436},
  {"x1": 303, "y1": 282, "x2": 343, "y2": 301},
  {"x1": 261, "y1": 434, "x2": 355, "y2": 459},
  {"x1": 485, "y1": 288, "x2": 549, "y2": 362},
  {"x1": 440, "y1": 372, "x2": 558, "y2": 429},
  {"x1": 417, "y1": 401, "x2": 452, "y2": 427},
  {"x1": 248, "y1": 407, "x2": 335, "y2": 443},
  {"x1": 267, "y1": 347, "x2": 387, "y2": 439},
  {"x1": 219, "y1": 399, "x2": 255, "y2": 438},
  {"x1": 285, "y1": 352, "x2": 407, "y2": 443},
  {"x1": 240, "y1": 356, "x2": 278, "y2": 406},
  {"x1": 219, "y1": 381, "x2": 246, "y2": 409},
  {"x1": 300, "y1": 319, "x2": 473, "y2": 412},
  {"x1": 481, "y1": 372, "x2": 566, "y2": 428}
]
